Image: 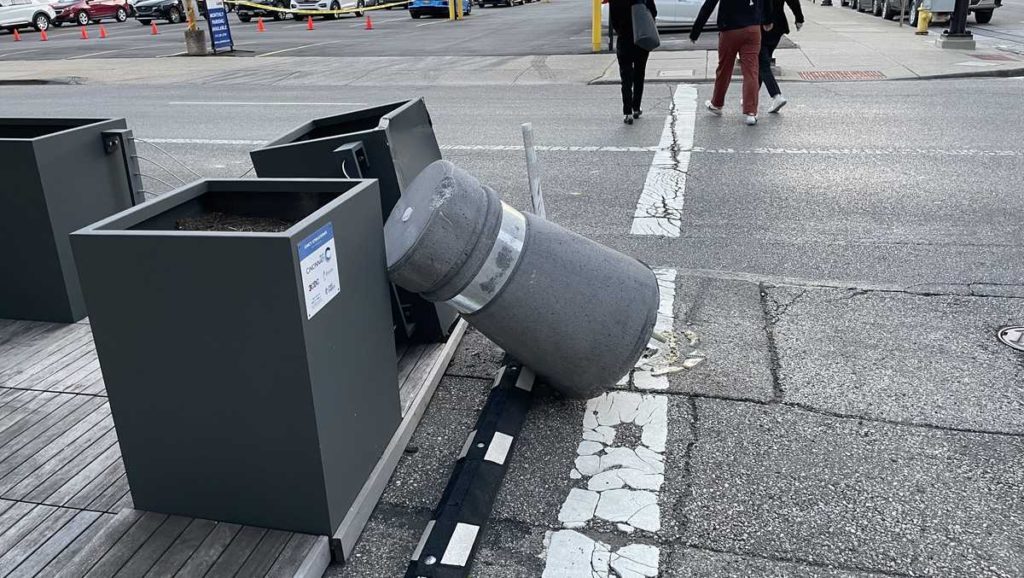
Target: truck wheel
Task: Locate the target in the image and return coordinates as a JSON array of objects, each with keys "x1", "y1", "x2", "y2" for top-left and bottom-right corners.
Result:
[
  {"x1": 974, "y1": 9, "x2": 992, "y2": 23},
  {"x1": 881, "y1": 0, "x2": 895, "y2": 19},
  {"x1": 273, "y1": 2, "x2": 287, "y2": 19}
]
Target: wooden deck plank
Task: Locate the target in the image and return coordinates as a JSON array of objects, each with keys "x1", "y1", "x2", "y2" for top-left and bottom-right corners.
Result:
[
  {"x1": 0, "y1": 397, "x2": 104, "y2": 480},
  {"x1": 0, "y1": 505, "x2": 78, "y2": 576},
  {"x1": 0, "y1": 410, "x2": 113, "y2": 494},
  {"x1": 40, "y1": 512, "x2": 115, "y2": 576},
  {"x1": 172, "y1": 522, "x2": 241, "y2": 577},
  {"x1": 83, "y1": 511, "x2": 166, "y2": 578},
  {"x1": 0, "y1": 394, "x2": 91, "y2": 455},
  {"x1": 0, "y1": 503, "x2": 38, "y2": 538},
  {"x1": 395, "y1": 344, "x2": 428, "y2": 390},
  {"x1": 203, "y1": 525, "x2": 267, "y2": 578},
  {"x1": 0, "y1": 332, "x2": 94, "y2": 388},
  {"x1": 1, "y1": 421, "x2": 115, "y2": 500},
  {"x1": 53, "y1": 509, "x2": 144, "y2": 578},
  {"x1": 38, "y1": 443, "x2": 123, "y2": 508},
  {"x1": 0, "y1": 504, "x2": 59, "y2": 565},
  {"x1": 0, "y1": 392, "x2": 62, "y2": 441},
  {"x1": 233, "y1": 529, "x2": 292, "y2": 577},
  {"x1": 399, "y1": 343, "x2": 444, "y2": 415},
  {"x1": 114, "y1": 515, "x2": 191, "y2": 578},
  {"x1": 33, "y1": 355, "x2": 102, "y2": 395},
  {"x1": 142, "y1": 518, "x2": 217, "y2": 578},
  {"x1": 65, "y1": 460, "x2": 125, "y2": 511},
  {"x1": 111, "y1": 492, "x2": 134, "y2": 513},
  {"x1": 18, "y1": 432, "x2": 119, "y2": 504},
  {"x1": 266, "y1": 534, "x2": 329, "y2": 578},
  {"x1": 85, "y1": 473, "x2": 129, "y2": 514},
  {"x1": 0, "y1": 323, "x2": 61, "y2": 363},
  {"x1": 4, "y1": 508, "x2": 100, "y2": 578},
  {"x1": 67, "y1": 367, "x2": 106, "y2": 397}
]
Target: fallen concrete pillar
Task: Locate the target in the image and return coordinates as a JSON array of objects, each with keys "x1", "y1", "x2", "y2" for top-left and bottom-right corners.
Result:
[{"x1": 385, "y1": 160, "x2": 659, "y2": 398}]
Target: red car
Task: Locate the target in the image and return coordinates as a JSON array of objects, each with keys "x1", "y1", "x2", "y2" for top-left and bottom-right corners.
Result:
[{"x1": 50, "y1": 0, "x2": 131, "y2": 25}]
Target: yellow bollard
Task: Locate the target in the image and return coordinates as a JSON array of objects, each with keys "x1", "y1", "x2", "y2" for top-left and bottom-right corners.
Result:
[
  {"x1": 449, "y1": 0, "x2": 456, "y2": 20},
  {"x1": 456, "y1": 0, "x2": 463, "y2": 18},
  {"x1": 915, "y1": 5, "x2": 932, "y2": 34},
  {"x1": 591, "y1": 0, "x2": 601, "y2": 52}
]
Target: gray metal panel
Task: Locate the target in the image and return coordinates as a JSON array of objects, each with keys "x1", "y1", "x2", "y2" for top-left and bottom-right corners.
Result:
[
  {"x1": 72, "y1": 178, "x2": 401, "y2": 536},
  {"x1": 0, "y1": 118, "x2": 135, "y2": 323}
]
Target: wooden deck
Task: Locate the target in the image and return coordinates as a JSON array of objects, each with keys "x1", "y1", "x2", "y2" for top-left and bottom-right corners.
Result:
[{"x1": 0, "y1": 317, "x2": 465, "y2": 576}]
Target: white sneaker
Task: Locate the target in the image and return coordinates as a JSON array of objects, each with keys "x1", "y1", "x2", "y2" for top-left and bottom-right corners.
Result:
[
  {"x1": 744, "y1": 115, "x2": 758, "y2": 126},
  {"x1": 768, "y1": 95, "x2": 788, "y2": 113},
  {"x1": 705, "y1": 100, "x2": 723, "y2": 116}
]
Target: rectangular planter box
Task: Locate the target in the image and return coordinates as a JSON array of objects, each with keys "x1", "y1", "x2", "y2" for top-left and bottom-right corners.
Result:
[
  {"x1": 250, "y1": 99, "x2": 458, "y2": 343},
  {"x1": 0, "y1": 118, "x2": 143, "y2": 323},
  {"x1": 71, "y1": 179, "x2": 400, "y2": 537}
]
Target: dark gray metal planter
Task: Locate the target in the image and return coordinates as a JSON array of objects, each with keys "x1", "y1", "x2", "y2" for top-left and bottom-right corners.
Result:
[
  {"x1": 0, "y1": 118, "x2": 143, "y2": 323},
  {"x1": 71, "y1": 179, "x2": 400, "y2": 537},
  {"x1": 249, "y1": 99, "x2": 458, "y2": 343}
]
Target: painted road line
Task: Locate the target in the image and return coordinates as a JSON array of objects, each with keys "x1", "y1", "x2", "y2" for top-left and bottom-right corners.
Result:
[
  {"x1": 167, "y1": 101, "x2": 365, "y2": 106},
  {"x1": 256, "y1": 40, "x2": 345, "y2": 57},
  {"x1": 630, "y1": 84, "x2": 697, "y2": 237},
  {"x1": 632, "y1": 268, "x2": 677, "y2": 392},
  {"x1": 65, "y1": 49, "x2": 137, "y2": 60},
  {"x1": 541, "y1": 269, "x2": 677, "y2": 578}
]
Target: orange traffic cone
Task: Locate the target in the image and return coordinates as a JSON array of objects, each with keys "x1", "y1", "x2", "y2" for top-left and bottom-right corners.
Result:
[
  {"x1": 256, "y1": 17, "x2": 265, "y2": 31},
  {"x1": 306, "y1": 15, "x2": 314, "y2": 30},
  {"x1": 39, "y1": 29, "x2": 48, "y2": 41},
  {"x1": 364, "y1": 15, "x2": 372, "y2": 29},
  {"x1": 150, "y1": 21, "x2": 159, "y2": 35},
  {"x1": 80, "y1": 26, "x2": 89, "y2": 39},
  {"x1": 12, "y1": 28, "x2": 21, "y2": 41},
  {"x1": 99, "y1": 25, "x2": 107, "y2": 38}
]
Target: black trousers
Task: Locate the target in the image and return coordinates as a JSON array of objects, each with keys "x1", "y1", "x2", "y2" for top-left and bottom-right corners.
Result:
[
  {"x1": 759, "y1": 30, "x2": 783, "y2": 97},
  {"x1": 616, "y1": 39, "x2": 650, "y2": 115}
]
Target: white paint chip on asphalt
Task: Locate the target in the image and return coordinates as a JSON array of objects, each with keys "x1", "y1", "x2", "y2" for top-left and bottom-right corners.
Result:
[{"x1": 630, "y1": 85, "x2": 697, "y2": 237}]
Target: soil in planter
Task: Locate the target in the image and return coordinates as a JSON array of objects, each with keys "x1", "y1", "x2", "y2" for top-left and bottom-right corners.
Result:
[{"x1": 176, "y1": 212, "x2": 297, "y2": 233}]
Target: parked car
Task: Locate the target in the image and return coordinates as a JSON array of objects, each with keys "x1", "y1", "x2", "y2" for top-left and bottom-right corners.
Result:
[
  {"x1": 477, "y1": 0, "x2": 528, "y2": 7},
  {"x1": 51, "y1": 0, "x2": 131, "y2": 26},
  {"x1": 236, "y1": 0, "x2": 287, "y2": 21},
  {"x1": 0, "y1": 0, "x2": 54, "y2": 30},
  {"x1": 133, "y1": 0, "x2": 204, "y2": 23},
  {"x1": 848, "y1": 0, "x2": 999, "y2": 24},
  {"x1": 290, "y1": 0, "x2": 379, "y2": 19},
  {"x1": 409, "y1": 0, "x2": 470, "y2": 18},
  {"x1": 601, "y1": 0, "x2": 717, "y2": 30}
]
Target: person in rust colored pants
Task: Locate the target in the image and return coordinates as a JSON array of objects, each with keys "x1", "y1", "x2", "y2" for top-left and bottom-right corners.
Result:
[{"x1": 690, "y1": 0, "x2": 774, "y2": 125}]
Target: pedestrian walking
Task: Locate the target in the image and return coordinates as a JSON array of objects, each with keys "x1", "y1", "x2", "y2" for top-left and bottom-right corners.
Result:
[
  {"x1": 609, "y1": 0, "x2": 658, "y2": 125},
  {"x1": 760, "y1": 0, "x2": 804, "y2": 113},
  {"x1": 690, "y1": 0, "x2": 774, "y2": 125}
]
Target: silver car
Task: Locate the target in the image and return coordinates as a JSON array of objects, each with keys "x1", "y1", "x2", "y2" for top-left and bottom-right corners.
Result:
[{"x1": 0, "y1": 0, "x2": 55, "y2": 30}]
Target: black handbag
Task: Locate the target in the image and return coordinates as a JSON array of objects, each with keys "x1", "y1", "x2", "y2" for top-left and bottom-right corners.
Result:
[{"x1": 632, "y1": 1, "x2": 660, "y2": 51}]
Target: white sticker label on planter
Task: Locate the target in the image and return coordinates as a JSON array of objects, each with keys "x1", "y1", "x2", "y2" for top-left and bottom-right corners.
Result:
[{"x1": 298, "y1": 222, "x2": 341, "y2": 320}]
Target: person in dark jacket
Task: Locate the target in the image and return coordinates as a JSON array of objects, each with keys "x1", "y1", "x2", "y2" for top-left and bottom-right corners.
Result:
[
  {"x1": 690, "y1": 0, "x2": 773, "y2": 125},
  {"x1": 609, "y1": 0, "x2": 657, "y2": 125},
  {"x1": 760, "y1": 0, "x2": 803, "y2": 113}
]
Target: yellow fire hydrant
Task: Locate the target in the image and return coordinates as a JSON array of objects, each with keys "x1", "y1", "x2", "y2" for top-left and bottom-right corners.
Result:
[{"x1": 915, "y1": 1, "x2": 932, "y2": 35}]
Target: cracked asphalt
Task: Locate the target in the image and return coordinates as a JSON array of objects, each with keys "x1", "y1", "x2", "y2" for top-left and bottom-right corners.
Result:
[{"x1": 2, "y1": 64, "x2": 1021, "y2": 575}]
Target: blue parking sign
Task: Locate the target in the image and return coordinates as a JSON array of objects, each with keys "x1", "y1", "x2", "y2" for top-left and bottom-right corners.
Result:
[{"x1": 206, "y1": 0, "x2": 233, "y2": 53}]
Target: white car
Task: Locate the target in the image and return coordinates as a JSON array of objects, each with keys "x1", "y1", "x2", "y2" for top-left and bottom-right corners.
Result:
[
  {"x1": 0, "y1": 0, "x2": 55, "y2": 30},
  {"x1": 602, "y1": 0, "x2": 717, "y2": 30}
]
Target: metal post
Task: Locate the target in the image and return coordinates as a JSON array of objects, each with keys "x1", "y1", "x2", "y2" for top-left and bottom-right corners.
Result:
[
  {"x1": 591, "y1": 0, "x2": 601, "y2": 52},
  {"x1": 899, "y1": 0, "x2": 906, "y2": 25},
  {"x1": 448, "y1": 0, "x2": 455, "y2": 20},
  {"x1": 938, "y1": 0, "x2": 975, "y2": 48},
  {"x1": 456, "y1": 0, "x2": 463, "y2": 19},
  {"x1": 521, "y1": 123, "x2": 545, "y2": 220}
]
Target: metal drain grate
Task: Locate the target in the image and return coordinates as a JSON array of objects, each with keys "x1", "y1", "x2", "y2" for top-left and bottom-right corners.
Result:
[
  {"x1": 799, "y1": 70, "x2": 887, "y2": 81},
  {"x1": 998, "y1": 326, "x2": 1024, "y2": 351}
]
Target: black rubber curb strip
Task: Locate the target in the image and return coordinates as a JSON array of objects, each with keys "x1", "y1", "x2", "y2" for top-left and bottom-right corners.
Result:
[
  {"x1": 0, "y1": 77, "x2": 83, "y2": 85},
  {"x1": 404, "y1": 358, "x2": 535, "y2": 578}
]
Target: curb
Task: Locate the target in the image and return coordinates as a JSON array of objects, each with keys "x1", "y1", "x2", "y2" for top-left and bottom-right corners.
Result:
[{"x1": 589, "y1": 65, "x2": 1024, "y2": 85}]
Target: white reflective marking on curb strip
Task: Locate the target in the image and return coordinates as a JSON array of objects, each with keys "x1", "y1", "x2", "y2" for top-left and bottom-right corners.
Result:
[
  {"x1": 440, "y1": 523, "x2": 479, "y2": 567},
  {"x1": 457, "y1": 429, "x2": 477, "y2": 460},
  {"x1": 411, "y1": 520, "x2": 435, "y2": 561},
  {"x1": 633, "y1": 269, "x2": 677, "y2": 391},
  {"x1": 515, "y1": 366, "x2": 536, "y2": 391},
  {"x1": 484, "y1": 432, "x2": 514, "y2": 466},
  {"x1": 630, "y1": 85, "x2": 697, "y2": 237}
]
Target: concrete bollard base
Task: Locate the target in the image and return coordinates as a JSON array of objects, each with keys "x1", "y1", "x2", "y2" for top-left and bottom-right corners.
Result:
[{"x1": 184, "y1": 28, "x2": 207, "y2": 56}]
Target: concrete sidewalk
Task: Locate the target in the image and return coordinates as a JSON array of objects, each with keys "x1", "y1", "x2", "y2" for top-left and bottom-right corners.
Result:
[{"x1": 593, "y1": 0, "x2": 1024, "y2": 84}]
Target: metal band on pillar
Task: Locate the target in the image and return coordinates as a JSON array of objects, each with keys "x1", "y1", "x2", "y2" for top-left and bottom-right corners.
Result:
[{"x1": 446, "y1": 202, "x2": 526, "y2": 315}]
